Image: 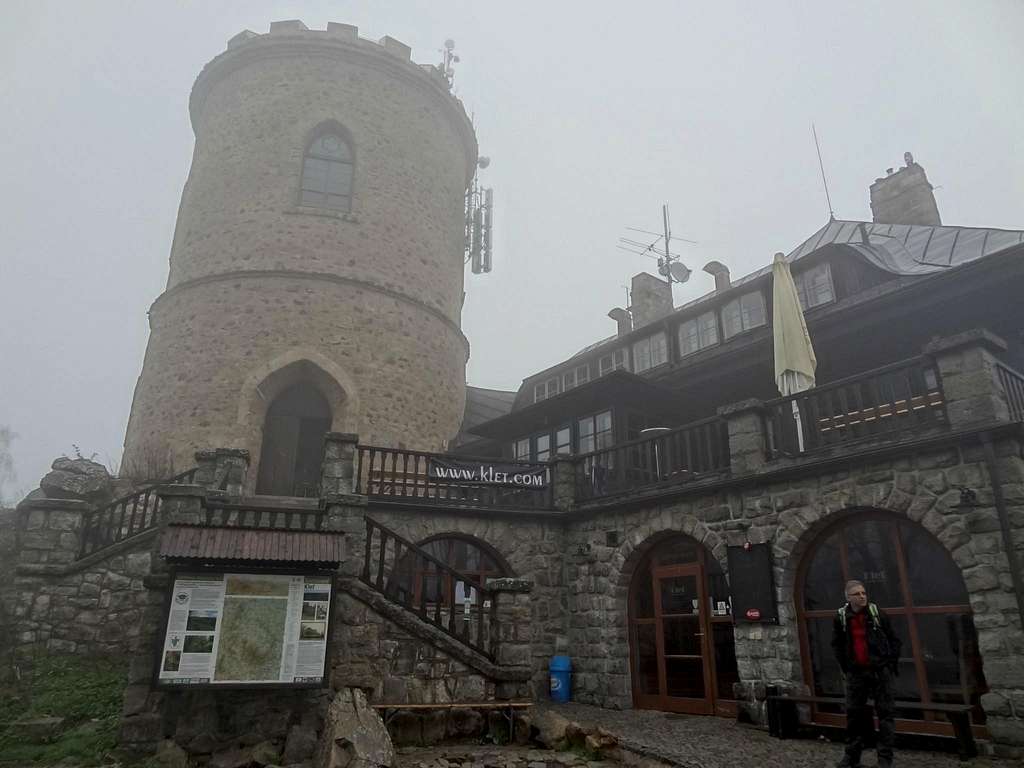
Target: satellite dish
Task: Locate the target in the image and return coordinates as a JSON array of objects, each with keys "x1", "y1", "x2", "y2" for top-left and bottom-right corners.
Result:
[{"x1": 669, "y1": 262, "x2": 692, "y2": 283}]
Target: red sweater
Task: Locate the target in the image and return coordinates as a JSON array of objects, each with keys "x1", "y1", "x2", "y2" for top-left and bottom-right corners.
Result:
[{"x1": 850, "y1": 611, "x2": 870, "y2": 666}]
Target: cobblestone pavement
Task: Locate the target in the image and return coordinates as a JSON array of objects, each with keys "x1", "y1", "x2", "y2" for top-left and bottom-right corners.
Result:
[{"x1": 534, "y1": 703, "x2": 1014, "y2": 768}]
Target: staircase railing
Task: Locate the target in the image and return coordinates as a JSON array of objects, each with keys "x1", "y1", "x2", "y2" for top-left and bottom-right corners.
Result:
[
  {"x1": 78, "y1": 468, "x2": 198, "y2": 559},
  {"x1": 996, "y1": 362, "x2": 1024, "y2": 422},
  {"x1": 360, "y1": 516, "x2": 497, "y2": 660}
]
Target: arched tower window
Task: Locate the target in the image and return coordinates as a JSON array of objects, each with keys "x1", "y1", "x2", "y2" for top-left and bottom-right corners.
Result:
[
  {"x1": 300, "y1": 130, "x2": 353, "y2": 211},
  {"x1": 797, "y1": 513, "x2": 988, "y2": 731},
  {"x1": 255, "y1": 382, "x2": 331, "y2": 497}
]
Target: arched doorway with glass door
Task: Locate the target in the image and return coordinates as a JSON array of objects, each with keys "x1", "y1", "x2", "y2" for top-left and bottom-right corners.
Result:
[
  {"x1": 797, "y1": 511, "x2": 989, "y2": 736},
  {"x1": 629, "y1": 534, "x2": 740, "y2": 716}
]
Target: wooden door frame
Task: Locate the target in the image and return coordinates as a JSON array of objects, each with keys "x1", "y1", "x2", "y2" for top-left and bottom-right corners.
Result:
[
  {"x1": 794, "y1": 511, "x2": 984, "y2": 738},
  {"x1": 628, "y1": 539, "x2": 737, "y2": 716}
]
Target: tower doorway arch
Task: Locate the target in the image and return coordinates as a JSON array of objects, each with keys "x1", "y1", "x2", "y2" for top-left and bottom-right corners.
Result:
[
  {"x1": 255, "y1": 382, "x2": 331, "y2": 496},
  {"x1": 628, "y1": 535, "x2": 739, "y2": 716},
  {"x1": 797, "y1": 511, "x2": 988, "y2": 734}
]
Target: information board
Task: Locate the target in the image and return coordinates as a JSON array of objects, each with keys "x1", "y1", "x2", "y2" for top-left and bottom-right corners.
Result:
[
  {"x1": 726, "y1": 544, "x2": 778, "y2": 624},
  {"x1": 157, "y1": 572, "x2": 331, "y2": 687}
]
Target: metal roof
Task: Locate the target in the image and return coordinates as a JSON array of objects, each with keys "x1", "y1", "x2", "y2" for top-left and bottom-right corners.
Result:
[
  {"x1": 787, "y1": 219, "x2": 1024, "y2": 273},
  {"x1": 160, "y1": 525, "x2": 344, "y2": 563}
]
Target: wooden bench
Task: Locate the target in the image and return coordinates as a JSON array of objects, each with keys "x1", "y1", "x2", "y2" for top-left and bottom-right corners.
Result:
[
  {"x1": 371, "y1": 701, "x2": 533, "y2": 740},
  {"x1": 766, "y1": 694, "x2": 977, "y2": 760}
]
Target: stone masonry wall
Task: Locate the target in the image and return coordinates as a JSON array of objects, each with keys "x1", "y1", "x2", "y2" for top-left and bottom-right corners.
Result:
[
  {"x1": 127, "y1": 277, "x2": 468, "y2": 483},
  {"x1": 563, "y1": 434, "x2": 1024, "y2": 748},
  {"x1": 8, "y1": 499, "x2": 157, "y2": 659}
]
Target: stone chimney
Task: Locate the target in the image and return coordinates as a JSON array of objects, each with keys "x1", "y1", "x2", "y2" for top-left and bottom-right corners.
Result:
[
  {"x1": 702, "y1": 261, "x2": 731, "y2": 292},
  {"x1": 629, "y1": 272, "x2": 673, "y2": 330},
  {"x1": 608, "y1": 307, "x2": 632, "y2": 336},
  {"x1": 869, "y1": 152, "x2": 941, "y2": 226}
]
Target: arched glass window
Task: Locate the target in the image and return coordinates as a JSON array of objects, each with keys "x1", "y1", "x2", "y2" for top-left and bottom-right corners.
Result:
[
  {"x1": 388, "y1": 535, "x2": 508, "y2": 609},
  {"x1": 300, "y1": 132, "x2": 353, "y2": 211},
  {"x1": 798, "y1": 514, "x2": 988, "y2": 731}
]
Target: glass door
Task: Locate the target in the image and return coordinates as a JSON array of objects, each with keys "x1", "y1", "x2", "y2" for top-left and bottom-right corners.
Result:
[{"x1": 633, "y1": 563, "x2": 712, "y2": 714}]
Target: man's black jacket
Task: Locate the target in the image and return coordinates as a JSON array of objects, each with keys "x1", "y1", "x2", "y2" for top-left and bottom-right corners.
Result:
[{"x1": 831, "y1": 603, "x2": 902, "y2": 674}]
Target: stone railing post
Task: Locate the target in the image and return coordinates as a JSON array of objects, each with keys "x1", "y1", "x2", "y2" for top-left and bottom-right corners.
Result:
[
  {"x1": 719, "y1": 398, "x2": 768, "y2": 474},
  {"x1": 14, "y1": 498, "x2": 92, "y2": 568},
  {"x1": 552, "y1": 456, "x2": 576, "y2": 511},
  {"x1": 488, "y1": 577, "x2": 534, "y2": 699},
  {"x1": 321, "y1": 434, "x2": 366, "y2": 579},
  {"x1": 321, "y1": 432, "x2": 359, "y2": 496},
  {"x1": 923, "y1": 329, "x2": 1011, "y2": 428},
  {"x1": 192, "y1": 448, "x2": 250, "y2": 496}
]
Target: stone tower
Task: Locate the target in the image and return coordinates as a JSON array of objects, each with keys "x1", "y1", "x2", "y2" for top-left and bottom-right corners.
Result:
[{"x1": 122, "y1": 21, "x2": 477, "y2": 493}]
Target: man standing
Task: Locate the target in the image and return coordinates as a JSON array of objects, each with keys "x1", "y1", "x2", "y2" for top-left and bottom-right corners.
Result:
[{"x1": 832, "y1": 579, "x2": 902, "y2": 768}]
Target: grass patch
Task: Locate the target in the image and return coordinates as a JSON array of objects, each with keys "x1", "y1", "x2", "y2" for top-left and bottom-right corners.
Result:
[{"x1": 0, "y1": 655, "x2": 126, "y2": 766}]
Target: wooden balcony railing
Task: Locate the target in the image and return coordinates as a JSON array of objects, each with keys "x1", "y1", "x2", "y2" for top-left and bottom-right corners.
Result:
[
  {"x1": 764, "y1": 357, "x2": 947, "y2": 458},
  {"x1": 355, "y1": 445, "x2": 552, "y2": 510},
  {"x1": 201, "y1": 500, "x2": 324, "y2": 531},
  {"x1": 78, "y1": 468, "x2": 198, "y2": 559},
  {"x1": 996, "y1": 362, "x2": 1024, "y2": 422},
  {"x1": 573, "y1": 417, "x2": 730, "y2": 501},
  {"x1": 361, "y1": 517, "x2": 497, "y2": 659}
]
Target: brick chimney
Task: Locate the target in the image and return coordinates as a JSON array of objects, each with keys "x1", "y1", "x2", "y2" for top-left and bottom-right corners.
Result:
[
  {"x1": 869, "y1": 152, "x2": 941, "y2": 226},
  {"x1": 629, "y1": 272, "x2": 673, "y2": 330}
]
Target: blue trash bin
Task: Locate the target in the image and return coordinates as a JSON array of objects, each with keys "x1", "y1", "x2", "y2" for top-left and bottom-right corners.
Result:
[{"x1": 549, "y1": 655, "x2": 572, "y2": 702}]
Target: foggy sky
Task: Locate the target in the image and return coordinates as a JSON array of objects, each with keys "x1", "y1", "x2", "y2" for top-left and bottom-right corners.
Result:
[{"x1": 2, "y1": 0, "x2": 1022, "y2": 503}]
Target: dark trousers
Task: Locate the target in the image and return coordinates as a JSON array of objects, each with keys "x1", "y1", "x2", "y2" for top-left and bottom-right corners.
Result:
[{"x1": 844, "y1": 666, "x2": 895, "y2": 763}]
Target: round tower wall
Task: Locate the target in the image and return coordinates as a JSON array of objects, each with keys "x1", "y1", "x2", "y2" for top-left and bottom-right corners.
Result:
[
  {"x1": 123, "y1": 25, "x2": 475, "y2": 477},
  {"x1": 124, "y1": 277, "x2": 468, "y2": 484}
]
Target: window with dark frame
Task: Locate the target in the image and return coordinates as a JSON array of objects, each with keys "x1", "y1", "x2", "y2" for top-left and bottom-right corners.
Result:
[
  {"x1": 555, "y1": 426, "x2": 572, "y2": 456},
  {"x1": 300, "y1": 132, "x2": 354, "y2": 211},
  {"x1": 721, "y1": 290, "x2": 766, "y2": 339},
  {"x1": 578, "y1": 410, "x2": 613, "y2": 455},
  {"x1": 535, "y1": 433, "x2": 551, "y2": 462},
  {"x1": 678, "y1": 310, "x2": 719, "y2": 357},
  {"x1": 598, "y1": 349, "x2": 628, "y2": 376},
  {"x1": 795, "y1": 262, "x2": 835, "y2": 310},
  {"x1": 632, "y1": 331, "x2": 669, "y2": 373}
]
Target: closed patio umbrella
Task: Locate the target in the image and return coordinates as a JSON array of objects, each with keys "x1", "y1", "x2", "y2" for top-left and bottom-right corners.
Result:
[{"x1": 772, "y1": 252, "x2": 817, "y2": 451}]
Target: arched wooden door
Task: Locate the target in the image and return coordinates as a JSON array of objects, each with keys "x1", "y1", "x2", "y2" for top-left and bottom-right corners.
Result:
[
  {"x1": 255, "y1": 382, "x2": 331, "y2": 496},
  {"x1": 797, "y1": 512, "x2": 988, "y2": 736},
  {"x1": 629, "y1": 535, "x2": 739, "y2": 716}
]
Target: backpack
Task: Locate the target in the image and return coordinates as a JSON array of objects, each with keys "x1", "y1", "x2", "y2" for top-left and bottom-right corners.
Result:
[{"x1": 838, "y1": 602, "x2": 881, "y2": 631}]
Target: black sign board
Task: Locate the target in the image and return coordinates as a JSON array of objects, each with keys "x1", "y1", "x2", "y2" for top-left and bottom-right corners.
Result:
[
  {"x1": 727, "y1": 543, "x2": 778, "y2": 624},
  {"x1": 428, "y1": 457, "x2": 548, "y2": 488}
]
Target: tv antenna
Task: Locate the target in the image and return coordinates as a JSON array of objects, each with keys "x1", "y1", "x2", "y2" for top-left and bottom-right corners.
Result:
[
  {"x1": 617, "y1": 204, "x2": 695, "y2": 285},
  {"x1": 812, "y1": 123, "x2": 835, "y2": 220},
  {"x1": 440, "y1": 39, "x2": 459, "y2": 89},
  {"x1": 465, "y1": 156, "x2": 494, "y2": 275}
]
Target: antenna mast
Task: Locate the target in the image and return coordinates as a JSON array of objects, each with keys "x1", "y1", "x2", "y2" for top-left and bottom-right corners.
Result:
[
  {"x1": 465, "y1": 157, "x2": 494, "y2": 275},
  {"x1": 618, "y1": 204, "x2": 694, "y2": 286},
  {"x1": 812, "y1": 123, "x2": 835, "y2": 220}
]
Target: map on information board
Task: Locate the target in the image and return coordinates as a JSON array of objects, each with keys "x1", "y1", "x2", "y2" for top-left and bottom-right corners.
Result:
[{"x1": 158, "y1": 573, "x2": 331, "y2": 686}]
